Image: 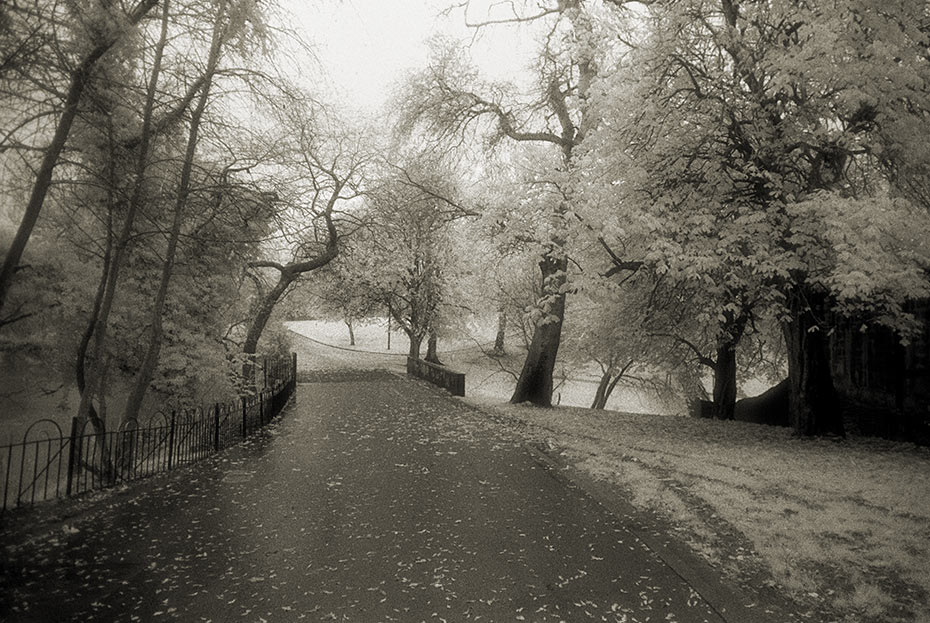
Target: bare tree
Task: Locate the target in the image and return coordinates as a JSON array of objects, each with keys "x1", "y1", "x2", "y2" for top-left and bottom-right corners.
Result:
[
  {"x1": 240, "y1": 122, "x2": 367, "y2": 389},
  {"x1": 0, "y1": 0, "x2": 159, "y2": 318}
]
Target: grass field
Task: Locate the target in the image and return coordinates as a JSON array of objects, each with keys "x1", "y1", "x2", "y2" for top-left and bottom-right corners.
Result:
[{"x1": 285, "y1": 318, "x2": 674, "y2": 414}]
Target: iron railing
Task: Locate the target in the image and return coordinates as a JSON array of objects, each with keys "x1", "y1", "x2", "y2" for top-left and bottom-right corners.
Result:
[{"x1": 1, "y1": 353, "x2": 297, "y2": 514}]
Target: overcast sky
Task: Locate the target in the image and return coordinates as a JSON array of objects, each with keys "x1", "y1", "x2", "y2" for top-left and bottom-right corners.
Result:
[{"x1": 284, "y1": 0, "x2": 538, "y2": 113}]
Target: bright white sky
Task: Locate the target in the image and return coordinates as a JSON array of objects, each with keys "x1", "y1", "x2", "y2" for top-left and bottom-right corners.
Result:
[{"x1": 283, "y1": 0, "x2": 539, "y2": 113}]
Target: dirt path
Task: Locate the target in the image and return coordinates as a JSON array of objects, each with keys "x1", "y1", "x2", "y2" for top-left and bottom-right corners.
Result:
[{"x1": 3, "y1": 373, "x2": 726, "y2": 622}]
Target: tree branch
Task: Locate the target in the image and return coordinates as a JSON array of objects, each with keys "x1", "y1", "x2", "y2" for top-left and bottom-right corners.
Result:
[
  {"x1": 649, "y1": 332, "x2": 716, "y2": 368},
  {"x1": 598, "y1": 237, "x2": 644, "y2": 277}
]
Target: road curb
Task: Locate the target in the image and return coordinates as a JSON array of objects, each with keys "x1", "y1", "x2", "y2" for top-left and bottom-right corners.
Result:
[{"x1": 522, "y1": 442, "x2": 798, "y2": 623}]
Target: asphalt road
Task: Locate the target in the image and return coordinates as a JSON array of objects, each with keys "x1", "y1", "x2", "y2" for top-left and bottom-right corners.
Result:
[{"x1": 2, "y1": 372, "x2": 724, "y2": 622}]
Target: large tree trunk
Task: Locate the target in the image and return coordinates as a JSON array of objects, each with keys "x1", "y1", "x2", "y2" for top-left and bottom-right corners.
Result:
[
  {"x1": 711, "y1": 342, "x2": 738, "y2": 420},
  {"x1": 783, "y1": 287, "x2": 844, "y2": 437},
  {"x1": 710, "y1": 312, "x2": 747, "y2": 420},
  {"x1": 0, "y1": 0, "x2": 159, "y2": 316},
  {"x1": 408, "y1": 331, "x2": 424, "y2": 360},
  {"x1": 510, "y1": 254, "x2": 567, "y2": 406},
  {"x1": 424, "y1": 330, "x2": 442, "y2": 365}
]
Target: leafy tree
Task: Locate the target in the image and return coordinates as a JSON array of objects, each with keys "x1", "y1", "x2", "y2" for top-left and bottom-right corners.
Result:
[
  {"x1": 583, "y1": 0, "x2": 930, "y2": 434},
  {"x1": 358, "y1": 159, "x2": 471, "y2": 361},
  {"x1": 400, "y1": 0, "x2": 622, "y2": 404}
]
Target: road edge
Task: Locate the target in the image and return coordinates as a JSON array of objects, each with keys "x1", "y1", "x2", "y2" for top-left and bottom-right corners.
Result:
[{"x1": 521, "y1": 441, "x2": 801, "y2": 623}]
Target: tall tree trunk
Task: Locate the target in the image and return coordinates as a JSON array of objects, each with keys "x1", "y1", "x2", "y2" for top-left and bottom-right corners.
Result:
[
  {"x1": 590, "y1": 359, "x2": 633, "y2": 410},
  {"x1": 591, "y1": 371, "x2": 610, "y2": 410},
  {"x1": 600, "y1": 370, "x2": 625, "y2": 409},
  {"x1": 492, "y1": 305, "x2": 507, "y2": 355},
  {"x1": 505, "y1": 5, "x2": 594, "y2": 406},
  {"x1": 424, "y1": 330, "x2": 442, "y2": 365},
  {"x1": 711, "y1": 342, "x2": 738, "y2": 420},
  {"x1": 75, "y1": 213, "x2": 113, "y2": 434},
  {"x1": 0, "y1": 0, "x2": 158, "y2": 316},
  {"x1": 122, "y1": 190, "x2": 184, "y2": 422},
  {"x1": 77, "y1": 0, "x2": 171, "y2": 427},
  {"x1": 783, "y1": 287, "x2": 844, "y2": 437},
  {"x1": 124, "y1": 0, "x2": 226, "y2": 423},
  {"x1": 510, "y1": 254, "x2": 567, "y2": 406}
]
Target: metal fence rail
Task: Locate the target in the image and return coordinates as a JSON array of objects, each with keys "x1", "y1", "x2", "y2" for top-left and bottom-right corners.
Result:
[{"x1": 1, "y1": 353, "x2": 297, "y2": 514}]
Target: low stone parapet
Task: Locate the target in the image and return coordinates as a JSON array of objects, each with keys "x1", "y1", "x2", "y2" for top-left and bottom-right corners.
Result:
[{"x1": 406, "y1": 356, "x2": 465, "y2": 396}]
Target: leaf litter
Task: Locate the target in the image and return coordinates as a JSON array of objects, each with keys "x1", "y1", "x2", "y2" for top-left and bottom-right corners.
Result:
[{"x1": 3, "y1": 372, "x2": 726, "y2": 622}]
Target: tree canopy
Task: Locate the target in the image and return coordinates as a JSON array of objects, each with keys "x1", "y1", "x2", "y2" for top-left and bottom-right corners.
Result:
[{"x1": 3, "y1": 0, "x2": 929, "y2": 441}]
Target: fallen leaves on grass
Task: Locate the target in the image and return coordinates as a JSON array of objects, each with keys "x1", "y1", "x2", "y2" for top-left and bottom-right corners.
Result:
[{"x1": 478, "y1": 402, "x2": 930, "y2": 623}]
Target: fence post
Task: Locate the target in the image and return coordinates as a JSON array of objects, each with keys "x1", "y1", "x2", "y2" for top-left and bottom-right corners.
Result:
[
  {"x1": 213, "y1": 403, "x2": 221, "y2": 451},
  {"x1": 241, "y1": 397, "x2": 247, "y2": 437},
  {"x1": 291, "y1": 352, "x2": 297, "y2": 393},
  {"x1": 259, "y1": 392, "x2": 264, "y2": 425},
  {"x1": 263, "y1": 357, "x2": 268, "y2": 390},
  {"x1": 65, "y1": 417, "x2": 80, "y2": 497},
  {"x1": 167, "y1": 411, "x2": 176, "y2": 470}
]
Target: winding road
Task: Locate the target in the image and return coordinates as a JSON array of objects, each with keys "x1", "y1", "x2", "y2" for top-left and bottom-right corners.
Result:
[{"x1": 2, "y1": 371, "x2": 727, "y2": 622}]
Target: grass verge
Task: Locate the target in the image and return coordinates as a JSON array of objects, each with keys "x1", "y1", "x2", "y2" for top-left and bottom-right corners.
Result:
[{"x1": 466, "y1": 400, "x2": 930, "y2": 623}]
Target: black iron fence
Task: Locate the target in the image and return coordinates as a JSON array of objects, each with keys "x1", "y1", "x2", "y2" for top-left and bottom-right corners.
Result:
[{"x1": 1, "y1": 353, "x2": 297, "y2": 514}]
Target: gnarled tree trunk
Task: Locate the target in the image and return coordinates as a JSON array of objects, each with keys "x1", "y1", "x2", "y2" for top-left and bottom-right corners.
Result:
[
  {"x1": 510, "y1": 254, "x2": 566, "y2": 406},
  {"x1": 241, "y1": 275, "x2": 293, "y2": 392}
]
